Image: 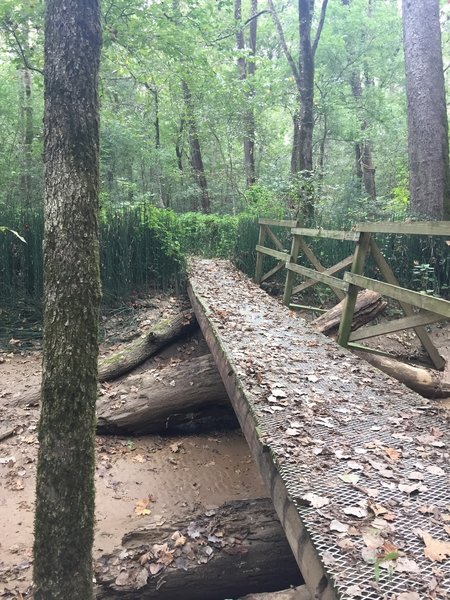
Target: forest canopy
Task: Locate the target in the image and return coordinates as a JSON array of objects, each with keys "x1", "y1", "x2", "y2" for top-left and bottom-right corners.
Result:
[{"x1": 1, "y1": 0, "x2": 449, "y2": 309}]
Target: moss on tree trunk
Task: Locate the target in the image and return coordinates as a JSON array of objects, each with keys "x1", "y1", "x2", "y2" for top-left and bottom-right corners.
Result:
[{"x1": 33, "y1": 2, "x2": 102, "y2": 599}]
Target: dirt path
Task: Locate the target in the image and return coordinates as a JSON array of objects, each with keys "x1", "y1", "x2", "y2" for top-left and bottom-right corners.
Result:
[{"x1": 0, "y1": 404, "x2": 266, "y2": 597}]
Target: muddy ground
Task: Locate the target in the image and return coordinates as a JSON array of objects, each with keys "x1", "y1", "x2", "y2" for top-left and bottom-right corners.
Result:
[{"x1": 0, "y1": 295, "x2": 267, "y2": 598}]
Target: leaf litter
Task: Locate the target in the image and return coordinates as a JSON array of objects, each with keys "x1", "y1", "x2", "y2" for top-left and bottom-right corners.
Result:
[{"x1": 188, "y1": 259, "x2": 450, "y2": 599}]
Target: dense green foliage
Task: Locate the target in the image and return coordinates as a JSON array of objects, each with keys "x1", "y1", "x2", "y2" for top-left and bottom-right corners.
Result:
[
  {"x1": 0, "y1": 0, "x2": 449, "y2": 317},
  {"x1": 0, "y1": 205, "x2": 258, "y2": 306}
]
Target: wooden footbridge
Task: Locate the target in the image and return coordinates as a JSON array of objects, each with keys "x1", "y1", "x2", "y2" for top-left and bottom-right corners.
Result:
[{"x1": 188, "y1": 257, "x2": 449, "y2": 600}]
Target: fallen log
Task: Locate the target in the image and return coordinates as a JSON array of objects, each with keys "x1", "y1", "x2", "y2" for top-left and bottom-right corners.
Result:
[
  {"x1": 354, "y1": 352, "x2": 450, "y2": 399},
  {"x1": 97, "y1": 354, "x2": 234, "y2": 434},
  {"x1": 98, "y1": 309, "x2": 198, "y2": 382},
  {"x1": 311, "y1": 292, "x2": 450, "y2": 399},
  {"x1": 312, "y1": 290, "x2": 387, "y2": 335},
  {"x1": 13, "y1": 309, "x2": 199, "y2": 407},
  {"x1": 95, "y1": 498, "x2": 303, "y2": 600}
]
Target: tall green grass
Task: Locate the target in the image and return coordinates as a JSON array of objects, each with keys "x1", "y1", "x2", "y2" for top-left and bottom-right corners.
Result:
[{"x1": 1, "y1": 205, "x2": 448, "y2": 321}]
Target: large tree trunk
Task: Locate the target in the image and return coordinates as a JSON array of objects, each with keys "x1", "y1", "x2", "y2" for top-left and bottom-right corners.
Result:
[
  {"x1": 33, "y1": 2, "x2": 102, "y2": 599},
  {"x1": 402, "y1": 0, "x2": 450, "y2": 220},
  {"x1": 97, "y1": 354, "x2": 233, "y2": 434},
  {"x1": 95, "y1": 499, "x2": 303, "y2": 600}
]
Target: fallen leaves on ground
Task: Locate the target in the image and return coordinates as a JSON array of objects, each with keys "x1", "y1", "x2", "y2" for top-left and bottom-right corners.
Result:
[{"x1": 134, "y1": 496, "x2": 155, "y2": 516}]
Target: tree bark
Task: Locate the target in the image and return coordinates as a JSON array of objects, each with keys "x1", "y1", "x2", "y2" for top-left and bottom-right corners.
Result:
[
  {"x1": 94, "y1": 499, "x2": 303, "y2": 600},
  {"x1": 97, "y1": 354, "x2": 233, "y2": 435},
  {"x1": 33, "y1": 2, "x2": 102, "y2": 599},
  {"x1": 181, "y1": 80, "x2": 211, "y2": 213},
  {"x1": 311, "y1": 290, "x2": 387, "y2": 335},
  {"x1": 402, "y1": 0, "x2": 450, "y2": 220}
]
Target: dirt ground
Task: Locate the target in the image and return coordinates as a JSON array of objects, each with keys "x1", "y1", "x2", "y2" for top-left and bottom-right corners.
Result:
[
  {"x1": 0, "y1": 293, "x2": 449, "y2": 598},
  {"x1": 0, "y1": 296, "x2": 267, "y2": 598}
]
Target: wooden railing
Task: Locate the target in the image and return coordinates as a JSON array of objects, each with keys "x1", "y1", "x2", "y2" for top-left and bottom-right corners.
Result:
[
  {"x1": 254, "y1": 219, "x2": 298, "y2": 285},
  {"x1": 255, "y1": 219, "x2": 450, "y2": 370}
]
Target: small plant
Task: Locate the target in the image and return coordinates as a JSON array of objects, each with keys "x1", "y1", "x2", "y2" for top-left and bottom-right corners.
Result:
[
  {"x1": 373, "y1": 550, "x2": 399, "y2": 582},
  {"x1": 412, "y1": 262, "x2": 436, "y2": 295}
]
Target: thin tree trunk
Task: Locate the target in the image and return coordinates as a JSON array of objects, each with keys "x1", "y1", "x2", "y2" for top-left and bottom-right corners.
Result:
[
  {"x1": 350, "y1": 72, "x2": 376, "y2": 202},
  {"x1": 402, "y1": 0, "x2": 450, "y2": 220},
  {"x1": 181, "y1": 80, "x2": 211, "y2": 213},
  {"x1": 298, "y1": 0, "x2": 314, "y2": 177},
  {"x1": 317, "y1": 112, "x2": 328, "y2": 190},
  {"x1": 270, "y1": 0, "x2": 328, "y2": 223},
  {"x1": 290, "y1": 108, "x2": 301, "y2": 176},
  {"x1": 151, "y1": 86, "x2": 168, "y2": 208},
  {"x1": 20, "y1": 68, "x2": 33, "y2": 207},
  {"x1": 175, "y1": 118, "x2": 184, "y2": 172},
  {"x1": 244, "y1": 0, "x2": 258, "y2": 187},
  {"x1": 342, "y1": 0, "x2": 376, "y2": 204},
  {"x1": 33, "y1": 2, "x2": 102, "y2": 599}
]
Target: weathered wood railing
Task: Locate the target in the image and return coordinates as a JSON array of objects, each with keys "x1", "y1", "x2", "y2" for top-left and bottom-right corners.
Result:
[
  {"x1": 254, "y1": 219, "x2": 298, "y2": 285},
  {"x1": 255, "y1": 219, "x2": 450, "y2": 369}
]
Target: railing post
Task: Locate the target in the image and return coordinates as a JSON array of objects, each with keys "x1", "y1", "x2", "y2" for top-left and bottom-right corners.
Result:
[
  {"x1": 368, "y1": 238, "x2": 445, "y2": 370},
  {"x1": 254, "y1": 223, "x2": 267, "y2": 284},
  {"x1": 283, "y1": 233, "x2": 301, "y2": 307},
  {"x1": 337, "y1": 231, "x2": 371, "y2": 347}
]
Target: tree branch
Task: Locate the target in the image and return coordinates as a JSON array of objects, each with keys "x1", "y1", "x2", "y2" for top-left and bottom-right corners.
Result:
[
  {"x1": 208, "y1": 10, "x2": 269, "y2": 45},
  {"x1": 2, "y1": 22, "x2": 44, "y2": 76},
  {"x1": 312, "y1": 0, "x2": 329, "y2": 56},
  {"x1": 244, "y1": 10, "x2": 269, "y2": 27},
  {"x1": 267, "y1": 0, "x2": 301, "y2": 92}
]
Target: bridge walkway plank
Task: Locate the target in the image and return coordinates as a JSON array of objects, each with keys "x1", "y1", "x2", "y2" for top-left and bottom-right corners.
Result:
[{"x1": 187, "y1": 259, "x2": 449, "y2": 600}]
